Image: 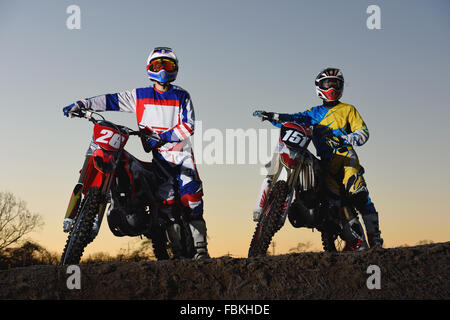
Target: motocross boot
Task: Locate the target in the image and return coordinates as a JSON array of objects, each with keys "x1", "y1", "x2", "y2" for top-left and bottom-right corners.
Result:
[
  {"x1": 342, "y1": 216, "x2": 368, "y2": 251},
  {"x1": 343, "y1": 239, "x2": 364, "y2": 251},
  {"x1": 350, "y1": 191, "x2": 383, "y2": 248},
  {"x1": 189, "y1": 219, "x2": 210, "y2": 260},
  {"x1": 166, "y1": 223, "x2": 185, "y2": 259},
  {"x1": 362, "y1": 212, "x2": 383, "y2": 248}
]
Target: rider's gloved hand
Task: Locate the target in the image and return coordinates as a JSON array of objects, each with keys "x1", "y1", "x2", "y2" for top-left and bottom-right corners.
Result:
[
  {"x1": 141, "y1": 130, "x2": 163, "y2": 152},
  {"x1": 324, "y1": 135, "x2": 345, "y2": 149},
  {"x1": 63, "y1": 100, "x2": 86, "y2": 117},
  {"x1": 257, "y1": 111, "x2": 279, "y2": 122},
  {"x1": 147, "y1": 134, "x2": 162, "y2": 149}
]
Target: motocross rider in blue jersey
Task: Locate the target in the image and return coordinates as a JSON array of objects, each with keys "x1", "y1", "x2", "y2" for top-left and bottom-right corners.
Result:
[{"x1": 254, "y1": 68, "x2": 383, "y2": 249}]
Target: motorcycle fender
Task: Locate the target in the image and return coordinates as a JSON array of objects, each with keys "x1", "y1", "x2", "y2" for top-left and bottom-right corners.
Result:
[
  {"x1": 92, "y1": 148, "x2": 116, "y2": 174},
  {"x1": 82, "y1": 149, "x2": 114, "y2": 192}
]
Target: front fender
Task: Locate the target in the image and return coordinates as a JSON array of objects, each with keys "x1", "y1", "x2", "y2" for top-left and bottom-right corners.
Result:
[{"x1": 82, "y1": 149, "x2": 116, "y2": 193}]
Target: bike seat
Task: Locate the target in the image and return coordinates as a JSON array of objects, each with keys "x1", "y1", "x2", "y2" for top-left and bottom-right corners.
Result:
[
  {"x1": 136, "y1": 158, "x2": 153, "y2": 171},
  {"x1": 123, "y1": 150, "x2": 154, "y2": 172}
]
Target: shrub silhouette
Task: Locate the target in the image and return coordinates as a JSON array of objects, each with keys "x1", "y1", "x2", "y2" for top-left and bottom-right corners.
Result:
[{"x1": 0, "y1": 241, "x2": 59, "y2": 269}]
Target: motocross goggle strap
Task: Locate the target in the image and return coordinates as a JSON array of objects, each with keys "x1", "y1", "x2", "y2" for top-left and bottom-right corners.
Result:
[
  {"x1": 152, "y1": 47, "x2": 174, "y2": 55},
  {"x1": 318, "y1": 78, "x2": 343, "y2": 90},
  {"x1": 147, "y1": 58, "x2": 178, "y2": 73}
]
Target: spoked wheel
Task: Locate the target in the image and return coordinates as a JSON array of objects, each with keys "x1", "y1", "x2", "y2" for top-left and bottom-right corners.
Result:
[
  {"x1": 321, "y1": 232, "x2": 346, "y2": 252},
  {"x1": 248, "y1": 181, "x2": 288, "y2": 257},
  {"x1": 60, "y1": 187, "x2": 101, "y2": 265}
]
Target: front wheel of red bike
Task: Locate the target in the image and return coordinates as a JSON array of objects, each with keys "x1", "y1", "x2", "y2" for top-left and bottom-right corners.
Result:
[{"x1": 60, "y1": 187, "x2": 101, "y2": 265}]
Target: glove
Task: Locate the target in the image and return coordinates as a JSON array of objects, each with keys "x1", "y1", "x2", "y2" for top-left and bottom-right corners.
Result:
[
  {"x1": 255, "y1": 110, "x2": 279, "y2": 122},
  {"x1": 147, "y1": 135, "x2": 162, "y2": 149},
  {"x1": 141, "y1": 130, "x2": 163, "y2": 152},
  {"x1": 324, "y1": 135, "x2": 345, "y2": 150},
  {"x1": 63, "y1": 100, "x2": 85, "y2": 117},
  {"x1": 63, "y1": 218, "x2": 74, "y2": 233}
]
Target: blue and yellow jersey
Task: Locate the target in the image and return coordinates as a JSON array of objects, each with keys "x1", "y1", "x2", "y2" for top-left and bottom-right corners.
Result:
[{"x1": 275, "y1": 102, "x2": 369, "y2": 160}]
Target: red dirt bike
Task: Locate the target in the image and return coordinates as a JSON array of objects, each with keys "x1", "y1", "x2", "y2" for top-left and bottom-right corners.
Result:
[
  {"x1": 60, "y1": 109, "x2": 194, "y2": 265},
  {"x1": 248, "y1": 111, "x2": 367, "y2": 257}
]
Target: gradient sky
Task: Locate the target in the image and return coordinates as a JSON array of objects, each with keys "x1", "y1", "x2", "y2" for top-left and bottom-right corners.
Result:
[{"x1": 1, "y1": 0, "x2": 449, "y2": 258}]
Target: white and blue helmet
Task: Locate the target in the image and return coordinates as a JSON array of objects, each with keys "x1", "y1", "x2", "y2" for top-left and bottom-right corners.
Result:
[{"x1": 146, "y1": 47, "x2": 178, "y2": 83}]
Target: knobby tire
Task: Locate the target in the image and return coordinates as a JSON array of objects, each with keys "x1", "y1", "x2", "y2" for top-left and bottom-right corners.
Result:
[
  {"x1": 248, "y1": 181, "x2": 288, "y2": 257},
  {"x1": 60, "y1": 187, "x2": 101, "y2": 265}
]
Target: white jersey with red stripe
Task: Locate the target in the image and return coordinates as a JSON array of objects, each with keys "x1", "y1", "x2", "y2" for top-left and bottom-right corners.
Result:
[{"x1": 82, "y1": 85, "x2": 195, "y2": 164}]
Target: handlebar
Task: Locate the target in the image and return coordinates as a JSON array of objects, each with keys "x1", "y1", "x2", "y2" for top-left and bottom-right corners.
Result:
[
  {"x1": 69, "y1": 108, "x2": 99, "y2": 121},
  {"x1": 253, "y1": 110, "x2": 264, "y2": 118},
  {"x1": 70, "y1": 108, "x2": 141, "y2": 136}
]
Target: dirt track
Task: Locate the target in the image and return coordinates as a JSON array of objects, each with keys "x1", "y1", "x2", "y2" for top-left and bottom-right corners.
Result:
[{"x1": 0, "y1": 242, "x2": 448, "y2": 300}]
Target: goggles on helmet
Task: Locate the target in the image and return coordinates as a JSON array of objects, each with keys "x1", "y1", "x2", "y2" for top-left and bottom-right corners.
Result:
[
  {"x1": 147, "y1": 58, "x2": 178, "y2": 73},
  {"x1": 318, "y1": 78, "x2": 343, "y2": 90}
]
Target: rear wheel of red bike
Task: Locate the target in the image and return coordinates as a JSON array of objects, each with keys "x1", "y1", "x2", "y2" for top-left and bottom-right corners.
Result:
[{"x1": 248, "y1": 181, "x2": 288, "y2": 257}]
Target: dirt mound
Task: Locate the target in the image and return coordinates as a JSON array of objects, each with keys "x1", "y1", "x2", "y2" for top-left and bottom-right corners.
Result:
[{"x1": 0, "y1": 242, "x2": 448, "y2": 300}]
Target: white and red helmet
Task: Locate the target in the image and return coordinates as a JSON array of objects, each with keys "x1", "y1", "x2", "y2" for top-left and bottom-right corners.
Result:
[
  {"x1": 146, "y1": 47, "x2": 179, "y2": 83},
  {"x1": 315, "y1": 67, "x2": 344, "y2": 102}
]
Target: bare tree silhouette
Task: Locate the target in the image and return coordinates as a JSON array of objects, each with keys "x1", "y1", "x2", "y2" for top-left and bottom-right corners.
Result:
[{"x1": 0, "y1": 191, "x2": 43, "y2": 251}]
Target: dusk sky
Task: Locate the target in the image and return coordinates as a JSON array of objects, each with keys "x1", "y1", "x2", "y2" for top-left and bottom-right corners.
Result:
[{"x1": 1, "y1": 0, "x2": 449, "y2": 257}]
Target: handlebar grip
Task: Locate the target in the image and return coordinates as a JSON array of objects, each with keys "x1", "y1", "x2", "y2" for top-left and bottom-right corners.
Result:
[
  {"x1": 70, "y1": 109, "x2": 86, "y2": 118},
  {"x1": 253, "y1": 110, "x2": 264, "y2": 118}
]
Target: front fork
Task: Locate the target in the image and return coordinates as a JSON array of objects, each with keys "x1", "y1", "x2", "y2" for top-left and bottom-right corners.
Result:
[
  {"x1": 65, "y1": 155, "x2": 91, "y2": 220},
  {"x1": 272, "y1": 162, "x2": 303, "y2": 228},
  {"x1": 64, "y1": 154, "x2": 111, "y2": 232}
]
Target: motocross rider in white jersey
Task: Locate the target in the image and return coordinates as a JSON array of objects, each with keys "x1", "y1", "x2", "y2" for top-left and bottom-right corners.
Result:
[{"x1": 63, "y1": 47, "x2": 209, "y2": 260}]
